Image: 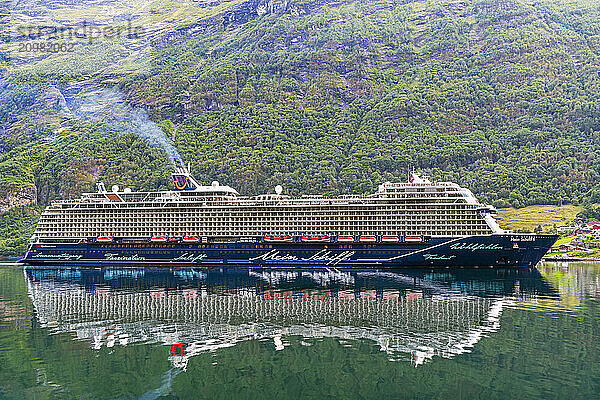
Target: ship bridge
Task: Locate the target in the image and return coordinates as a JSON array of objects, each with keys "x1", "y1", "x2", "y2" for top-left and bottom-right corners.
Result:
[{"x1": 376, "y1": 174, "x2": 466, "y2": 198}]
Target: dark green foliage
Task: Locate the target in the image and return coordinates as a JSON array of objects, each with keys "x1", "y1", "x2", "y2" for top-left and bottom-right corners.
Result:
[
  {"x1": 113, "y1": 0, "x2": 600, "y2": 204},
  {"x1": 0, "y1": 206, "x2": 41, "y2": 256},
  {"x1": 36, "y1": 130, "x2": 173, "y2": 199},
  {"x1": 4, "y1": 0, "x2": 600, "y2": 255},
  {"x1": 577, "y1": 204, "x2": 600, "y2": 222}
]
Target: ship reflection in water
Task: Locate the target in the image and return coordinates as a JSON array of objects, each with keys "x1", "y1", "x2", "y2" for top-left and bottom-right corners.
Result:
[{"x1": 25, "y1": 266, "x2": 554, "y2": 370}]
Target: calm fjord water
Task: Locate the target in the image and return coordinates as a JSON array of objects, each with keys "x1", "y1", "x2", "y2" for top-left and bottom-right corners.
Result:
[{"x1": 0, "y1": 263, "x2": 598, "y2": 399}]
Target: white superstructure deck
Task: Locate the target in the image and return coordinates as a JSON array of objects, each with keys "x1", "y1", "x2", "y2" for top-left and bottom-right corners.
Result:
[{"x1": 33, "y1": 172, "x2": 502, "y2": 241}]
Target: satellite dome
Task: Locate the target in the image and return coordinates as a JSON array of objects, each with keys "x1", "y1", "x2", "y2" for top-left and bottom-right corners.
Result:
[
  {"x1": 275, "y1": 185, "x2": 283, "y2": 195},
  {"x1": 212, "y1": 181, "x2": 219, "y2": 187},
  {"x1": 124, "y1": 188, "x2": 132, "y2": 193},
  {"x1": 111, "y1": 185, "x2": 119, "y2": 193}
]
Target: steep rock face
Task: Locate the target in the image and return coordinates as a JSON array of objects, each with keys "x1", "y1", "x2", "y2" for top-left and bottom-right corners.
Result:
[
  {"x1": 154, "y1": 0, "x2": 337, "y2": 43},
  {"x1": 0, "y1": 189, "x2": 37, "y2": 214},
  {"x1": 39, "y1": 86, "x2": 68, "y2": 110},
  {"x1": 223, "y1": 0, "x2": 320, "y2": 25}
]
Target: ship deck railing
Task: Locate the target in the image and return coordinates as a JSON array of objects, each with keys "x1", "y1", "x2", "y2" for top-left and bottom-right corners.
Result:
[{"x1": 52, "y1": 194, "x2": 472, "y2": 208}]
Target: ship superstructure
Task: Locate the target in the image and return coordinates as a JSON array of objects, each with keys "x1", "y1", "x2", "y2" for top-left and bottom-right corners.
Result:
[{"x1": 33, "y1": 168, "x2": 501, "y2": 242}]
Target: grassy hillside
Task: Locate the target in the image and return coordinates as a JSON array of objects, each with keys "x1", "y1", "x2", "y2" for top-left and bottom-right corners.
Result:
[
  {"x1": 3, "y1": 0, "x2": 600, "y2": 254},
  {"x1": 495, "y1": 205, "x2": 582, "y2": 233}
]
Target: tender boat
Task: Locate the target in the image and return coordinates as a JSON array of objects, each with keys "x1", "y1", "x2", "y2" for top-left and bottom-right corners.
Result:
[
  {"x1": 151, "y1": 236, "x2": 168, "y2": 243},
  {"x1": 405, "y1": 236, "x2": 423, "y2": 243},
  {"x1": 337, "y1": 235, "x2": 355, "y2": 243},
  {"x1": 381, "y1": 236, "x2": 400, "y2": 243},
  {"x1": 96, "y1": 236, "x2": 113, "y2": 243}
]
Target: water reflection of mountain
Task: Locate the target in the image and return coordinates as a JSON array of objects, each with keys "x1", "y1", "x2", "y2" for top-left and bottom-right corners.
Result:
[{"x1": 25, "y1": 267, "x2": 554, "y2": 367}]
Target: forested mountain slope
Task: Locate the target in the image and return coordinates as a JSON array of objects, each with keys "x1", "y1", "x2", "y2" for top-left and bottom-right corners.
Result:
[{"x1": 2, "y1": 0, "x2": 600, "y2": 254}]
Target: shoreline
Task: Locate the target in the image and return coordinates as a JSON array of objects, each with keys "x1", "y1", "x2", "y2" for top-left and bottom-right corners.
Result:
[
  {"x1": 0, "y1": 257, "x2": 20, "y2": 263},
  {"x1": 543, "y1": 256, "x2": 600, "y2": 262}
]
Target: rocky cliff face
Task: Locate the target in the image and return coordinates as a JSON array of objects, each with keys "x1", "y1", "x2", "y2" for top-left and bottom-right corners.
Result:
[
  {"x1": 223, "y1": 0, "x2": 323, "y2": 25},
  {"x1": 0, "y1": 189, "x2": 37, "y2": 214},
  {"x1": 152, "y1": 0, "x2": 337, "y2": 44}
]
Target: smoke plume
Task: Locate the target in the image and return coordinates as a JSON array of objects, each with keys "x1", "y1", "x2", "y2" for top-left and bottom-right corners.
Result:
[{"x1": 65, "y1": 89, "x2": 185, "y2": 168}]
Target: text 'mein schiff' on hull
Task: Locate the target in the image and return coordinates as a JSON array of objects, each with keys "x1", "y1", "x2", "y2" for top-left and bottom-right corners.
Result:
[{"x1": 21, "y1": 167, "x2": 557, "y2": 267}]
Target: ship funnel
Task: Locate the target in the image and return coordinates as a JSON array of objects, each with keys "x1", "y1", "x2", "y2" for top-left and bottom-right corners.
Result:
[{"x1": 172, "y1": 164, "x2": 202, "y2": 191}]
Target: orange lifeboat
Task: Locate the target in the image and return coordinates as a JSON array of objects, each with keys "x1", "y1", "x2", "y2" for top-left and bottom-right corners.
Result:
[
  {"x1": 358, "y1": 235, "x2": 377, "y2": 243},
  {"x1": 337, "y1": 235, "x2": 355, "y2": 243},
  {"x1": 381, "y1": 235, "x2": 400, "y2": 243},
  {"x1": 263, "y1": 234, "x2": 293, "y2": 242},
  {"x1": 404, "y1": 235, "x2": 423, "y2": 243},
  {"x1": 301, "y1": 234, "x2": 331, "y2": 242},
  {"x1": 151, "y1": 236, "x2": 168, "y2": 243},
  {"x1": 182, "y1": 236, "x2": 200, "y2": 243},
  {"x1": 96, "y1": 236, "x2": 113, "y2": 243}
]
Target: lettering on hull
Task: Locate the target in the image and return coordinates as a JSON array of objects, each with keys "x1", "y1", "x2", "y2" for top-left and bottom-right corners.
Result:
[
  {"x1": 31, "y1": 253, "x2": 83, "y2": 260},
  {"x1": 450, "y1": 243, "x2": 503, "y2": 251},
  {"x1": 250, "y1": 249, "x2": 356, "y2": 265},
  {"x1": 423, "y1": 254, "x2": 456, "y2": 260},
  {"x1": 249, "y1": 250, "x2": 300, "y2": 262},
  {"x1": 104, "y1": 253, "x2": 146, "y2": 261},
  {"x1": 174, "y1": 253, "x2": 207, "y2": 262},
  {"x1": 303, "y1": 249, "x2": 356, "y2": 265},
  {"x1": 510, "y1": 236, "x2": 535, "y2": 242}
]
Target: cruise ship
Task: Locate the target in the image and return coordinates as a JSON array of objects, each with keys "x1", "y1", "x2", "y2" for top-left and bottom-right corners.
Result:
[{"x1": 20, "y1": 167, "x2": 557, "y2": 267}]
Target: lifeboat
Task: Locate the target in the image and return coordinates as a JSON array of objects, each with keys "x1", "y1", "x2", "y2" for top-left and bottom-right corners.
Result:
[
  {"x1": 263, "y1": 234, "x2": 293, "y2": 242},
  {"x1": 151, "y1": 236, "x2": 168, "y2": 243},
  {"x1": 358, "y1": 235, "x2": 377, "y2": 243},
  {"x1": 381, "y1": 235, "x2": 400, "y2": 243},
  {"x1": 337, "y1": 235, "x2": 355, "y2": 243},
  {"x1": 301, "y1": 234, "x2": 331, "y2": 242},
  {"x1": 168, "y1": 237, "x2": 181, "y2": 243},
  {"x1": 404, "y1": 235, "x2": 423, "y2": 243},
  {"x1": 182, "y1": 236, "x2": 200, "y2": 243},
  {"x1": 96, "y1": 236, "x2": 113, "y2": 243}
]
